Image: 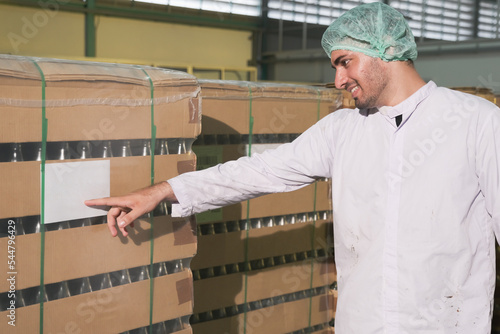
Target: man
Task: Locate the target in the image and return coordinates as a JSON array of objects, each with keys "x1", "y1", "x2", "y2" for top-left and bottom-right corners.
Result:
[{"x1": 86, "y1": 3, "x2": 500, "y2": 333}]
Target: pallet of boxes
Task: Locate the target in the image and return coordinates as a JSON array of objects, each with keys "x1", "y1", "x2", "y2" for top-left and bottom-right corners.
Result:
[
  {"x1": 190, "y1": 80, "x2": 341, "y2": 333},
  {"x1": 0, "y1": 55, "x2": 200, "y2": 333}
]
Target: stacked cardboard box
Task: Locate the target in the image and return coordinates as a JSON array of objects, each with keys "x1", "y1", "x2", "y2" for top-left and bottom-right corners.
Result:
[
  {"x1": 0, "y1": 55, "x2": 200, "y2": 333},
  {"x1": 191, "y1": 80, "x2": 341, "y2": 333},
  {"x1": 450, "y1": 86, "x2": 497, "y2": 104}
]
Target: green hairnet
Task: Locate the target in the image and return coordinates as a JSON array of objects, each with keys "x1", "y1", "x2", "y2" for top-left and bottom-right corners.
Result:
[{"x1": 321, "y1": 2, "x2": 418, "y2": 61}]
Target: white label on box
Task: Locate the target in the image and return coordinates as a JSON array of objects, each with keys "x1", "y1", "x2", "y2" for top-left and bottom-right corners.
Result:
[{"x1": 44, "y1": 160, "x2": 110, "y2": 224}]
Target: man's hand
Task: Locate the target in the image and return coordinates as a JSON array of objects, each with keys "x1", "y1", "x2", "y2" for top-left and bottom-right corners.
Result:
[{"x1": 85, "y1": 181, "x2": 176, "y2": 237}]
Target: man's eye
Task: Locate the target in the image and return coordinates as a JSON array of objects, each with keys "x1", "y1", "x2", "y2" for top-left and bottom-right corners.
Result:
[{"x1": 342, "y1": 59, "x2": 350, "y2": 66}]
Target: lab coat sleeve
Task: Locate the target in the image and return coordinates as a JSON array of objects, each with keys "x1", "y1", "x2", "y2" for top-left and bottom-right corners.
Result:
[
  {"x1": 476, "y1": 103, "x2": 500, "y2": 241},
  {"x1": 168, "y1": 114, "x2": 336, "y2": 217}
]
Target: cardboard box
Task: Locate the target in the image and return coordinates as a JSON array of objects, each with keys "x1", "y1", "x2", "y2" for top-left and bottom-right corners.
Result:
[
  {"x1": 0, "y1": 55, "x2": 201, "y2": 144},
  {"x1": 0, "y1": 216, "x2": 196, "y2": 292},
  {"x1": 0, "y1": 154, "x2": 196, "y2": 220},
  {"x1": 192, "y1": 218, "x2": 332, "y2": 269},
  {"x1": 450, "y1": 86, "x2": 497, "y2": 104},
  {"x1": 190, "y1": 80, "x2": 340, "y2": 333},
  {"x1": 0, "y1": 55, "x2": 200, "y2": 333},
  {"x1": 199, "y1": 79, "x2": 342, "y2": 135},
  {"x1": 0, "y1": 272, "x2": 194, "y2": 333},
  {"x1": 193, "y1": 258, "x2": 336, "y2": 313},
  {"x1": 341, "y1": 90, "x2": 356, "y2": 109}
]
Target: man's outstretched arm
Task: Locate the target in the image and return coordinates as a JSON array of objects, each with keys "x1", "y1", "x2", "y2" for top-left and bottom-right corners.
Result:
[{"x1": 85, "y1": 181, "x2": 177, "y2": 237}]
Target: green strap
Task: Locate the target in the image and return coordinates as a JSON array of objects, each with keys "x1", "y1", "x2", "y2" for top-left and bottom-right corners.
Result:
[
  {"x1": 243, "y1": 85, "x2": 254, "y2": 334},
  {"x1": 140, "y1": 68, "x2": 157, "y2": 334},
  {"x1": 31, "y1": 59, "x2": 47, "y2": 334},
  {"x1": 307, "y1": 89, "x2": 322, "y2": 330}
]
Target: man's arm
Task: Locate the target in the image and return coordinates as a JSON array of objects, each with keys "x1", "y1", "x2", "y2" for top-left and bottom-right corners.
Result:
[
  {"x1": 168, "y1": 116, "x2": 335, "y2": 217},
  {"x1": 85, "y1": 181, "x2": 177, "y2": 237},
  {"x1": 87, "y1": 112, "x2": 337, "y2": 237}
]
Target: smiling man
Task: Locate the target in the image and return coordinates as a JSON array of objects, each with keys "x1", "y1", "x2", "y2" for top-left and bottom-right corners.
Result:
[
  {"x1": 86, "y1": 3, "x2": 500, "y2": 333},
  {"x1": 330, "y1": 49, "x2": 426, "y2": 110}
]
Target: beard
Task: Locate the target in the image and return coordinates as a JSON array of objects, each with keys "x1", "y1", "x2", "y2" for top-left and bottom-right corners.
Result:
[{"x1": 353, "y1": 58, "x2": 389, "y2": 109}]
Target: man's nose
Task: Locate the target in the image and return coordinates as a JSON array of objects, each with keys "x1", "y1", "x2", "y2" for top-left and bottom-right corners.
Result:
[{"x1": 334, "y1": 69, "x2": 347, "y2": 90}]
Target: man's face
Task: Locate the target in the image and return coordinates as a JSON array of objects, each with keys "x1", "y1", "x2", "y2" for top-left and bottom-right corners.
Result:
[{"x1": 331, "y1": 50, "x2": 389, "y2": 109}]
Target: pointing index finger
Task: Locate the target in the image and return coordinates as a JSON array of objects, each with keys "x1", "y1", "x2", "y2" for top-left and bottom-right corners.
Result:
[{"x1": 85, "y1": 197, "x2": 125, "y2": 208}]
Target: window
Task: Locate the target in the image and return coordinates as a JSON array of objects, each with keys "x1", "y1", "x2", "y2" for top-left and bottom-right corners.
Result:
[
  {"x1": 267, "y1": 0, "x2": 373, "y2": 25},
  {"x1": 390, "y1": 0, "x2": 476, "y2": 41},
  {"x1": 134, "y1": 0, "x2": 262, "y2": 16},
  {"x1": 478, "y1": 0, "x2": 500, "y2": 38},
  {"x1": 134, "y1": 0, "x2": 500, "y2": 41}
]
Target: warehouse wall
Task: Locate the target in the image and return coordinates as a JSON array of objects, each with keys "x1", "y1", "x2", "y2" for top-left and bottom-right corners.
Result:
[
  {"x1": 0, "y1": 4, "x2": 85, "y2": 58},
  {"x1": 416, "y1": 52, "x2": 500, "y2": 93},
  {"x1": 97, "y1": 16, "x2": 252, "y2": 68},
  {"x1": 0, "y1": 4, "x2": 252, "y2": 68}
]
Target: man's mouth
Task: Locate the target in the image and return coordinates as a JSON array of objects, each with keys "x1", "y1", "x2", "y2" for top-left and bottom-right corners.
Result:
[{"x1": 349, "y1": 85, "x2": 360, "y2": 98}]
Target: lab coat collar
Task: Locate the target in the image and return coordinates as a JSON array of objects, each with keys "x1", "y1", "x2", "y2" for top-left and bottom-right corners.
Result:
[{"x1": 377, "y1": 81, "x2": 437, "y2": 120}]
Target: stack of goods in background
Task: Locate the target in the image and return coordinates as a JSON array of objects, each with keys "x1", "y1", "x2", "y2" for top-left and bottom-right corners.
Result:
[
  {"x1": 190, "y1": 80, "x2": 342, "y2": 333},
  {"x1": 450, "y1": 86, "x2": 497, "y2": 105},
  {"x1": 0, "y1": 55, "x2": 200, "y2": 333},
  {"x1": 324, "y1": 82, "x2": 354, "y2": 109}
]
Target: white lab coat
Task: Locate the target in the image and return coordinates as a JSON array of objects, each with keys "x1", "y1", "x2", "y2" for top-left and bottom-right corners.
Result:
[{"x1": 169, "y1": 81, "x2": 500, "y2": 333}]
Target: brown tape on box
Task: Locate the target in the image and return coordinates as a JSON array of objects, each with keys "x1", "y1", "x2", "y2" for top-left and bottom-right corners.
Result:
[
  {"x1": 188, "y1": 97, "x2": 200, "y2": 124},
  {"x1": 173, "y1": 216, "x2": 197, "y2": 246},
  {"x1": 318, "y1": 291, "x2": 335, "y2": 312},
  {"x1": 320, "y1": 257, "x2": 337, "y2": 276},
  {"x1": 176, "y1": 277, "x2": 194, "y2": 305},
  {"x1": 177, "y1": 158, "x2": 196, "y2": 175},
  {"x1": 156, "y1": 154, "x2": 196, "y2": 182},
  {"x1": 331, "y1": 289, "x2": 338, "y2": 314},
  {"x1": 152, "y1": 216, "x2": 197, "y2": 264}
]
